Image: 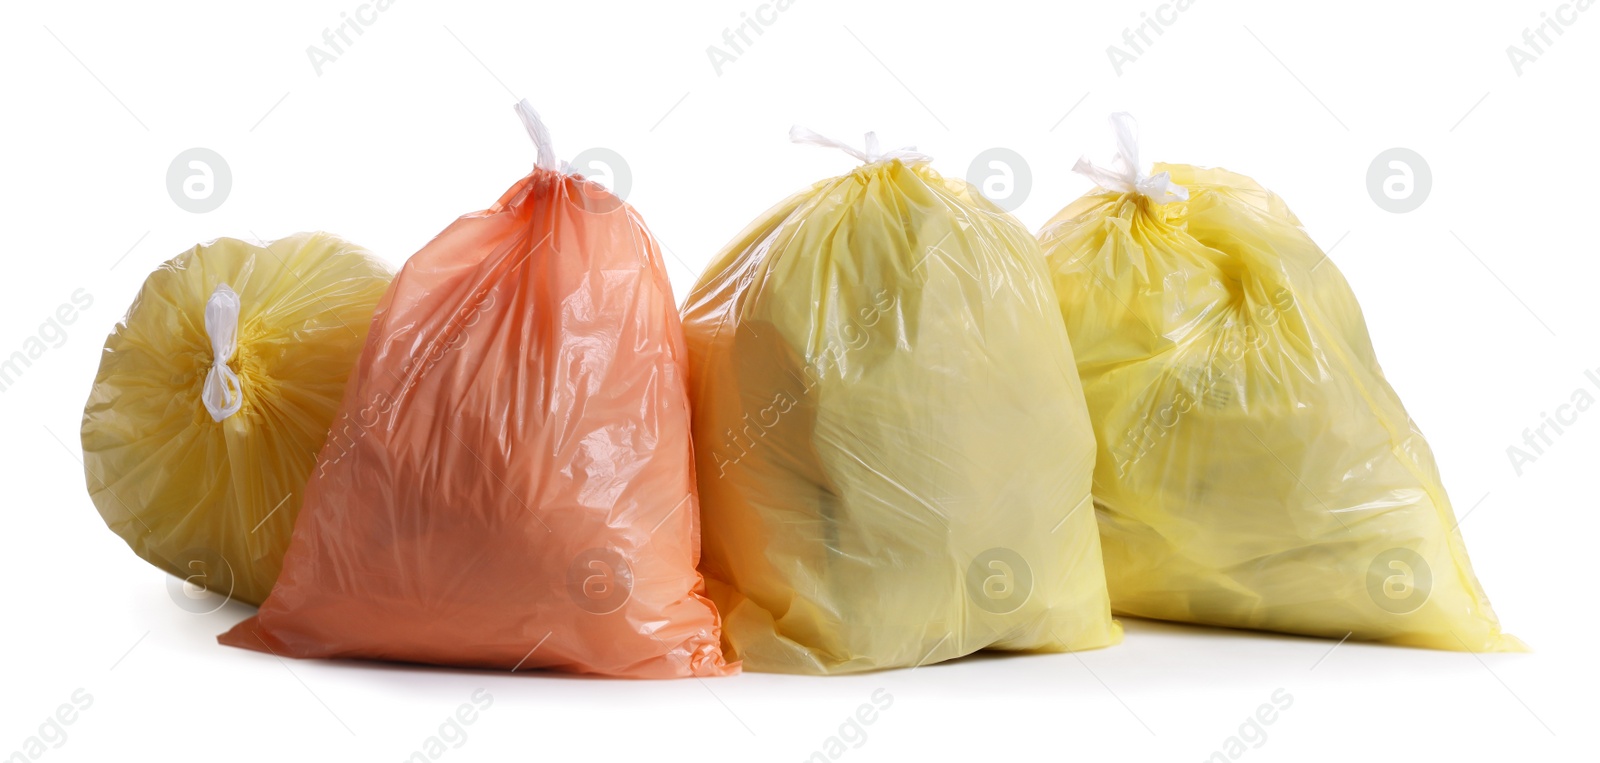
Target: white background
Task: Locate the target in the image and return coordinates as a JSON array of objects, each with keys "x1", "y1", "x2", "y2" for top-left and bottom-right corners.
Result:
[{"x1": 2, "y1": 0, "x2": 1595, "y2": 760}]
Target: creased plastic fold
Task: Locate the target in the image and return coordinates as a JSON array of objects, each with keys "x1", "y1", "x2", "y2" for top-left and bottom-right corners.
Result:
[
  {"x1": 81, "y1": 233, "x2": 393, "y2": 606},
  {"x1": 220, "y1": 105, "x2": 733, "y2": 678},
  {"x1": 684, "y1": 147, "x2": 1122, "y2": 674},
  {"x1": 1040, "y1": 160, "x2": 1521, "y2": 652}
]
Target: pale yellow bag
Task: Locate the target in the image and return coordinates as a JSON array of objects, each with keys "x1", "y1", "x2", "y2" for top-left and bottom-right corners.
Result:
[
  {"x1": 1039, "y1": 115, "x2": 1520, "y2": 652},
  {"x1": 82, "y1": 233, "x2": 392, "y2": 606},
  {"x1": 684, "y1": 129, "x2": 1121, "y2": 673}
]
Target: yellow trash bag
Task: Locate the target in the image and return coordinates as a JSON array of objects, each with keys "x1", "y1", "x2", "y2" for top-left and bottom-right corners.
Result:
[
  {"x1": 81, "y1": 233, "x2": 392, "y2": 606},
  {"x1": 683, "y1": 129, "x2": 1122, "y2": 674},
  {"x1": 1039, "y1": 114, "x2": 1520, "y2": 651}
]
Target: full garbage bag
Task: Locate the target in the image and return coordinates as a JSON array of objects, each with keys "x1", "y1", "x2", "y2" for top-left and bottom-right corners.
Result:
[
  {"x1": 683, "y1": 128, "x2": 1122, "y2": 674},
  {"x1": 81, "y1": 232, "x2": 393, "y2": 606},
  {"x1": 1039, "y1": 114, "x2": 1521, "y2": 651},
  {"x1": 220, "y1": 102, "x2": 733, "y2": 677}
]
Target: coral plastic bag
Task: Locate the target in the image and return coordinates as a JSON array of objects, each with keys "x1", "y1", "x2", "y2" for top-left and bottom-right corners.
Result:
[
  {"x1": 221, "y1": 103, "x2": 733, "y2": 677},
  {"x1": 1039, "y1": 114, "x2": 1520, "y2": 651},
  {"x1": 81, "y1": 233, "x2": 392, "y2": 605},
  {"x1": 683, "y1": 129, "x2": 1121, "y2": 674}
]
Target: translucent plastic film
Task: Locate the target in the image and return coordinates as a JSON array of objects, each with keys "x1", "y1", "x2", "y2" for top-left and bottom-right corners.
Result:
[
  {"x1": 81, "y1": 233, "x2": 393, "y2": 606},
  {"x1": 1040, "y1": 158, "x2": 1521, "y2": 652},
  {"x1": 684, "y1": 142, "x2": 1122, "y2": 674},
  {"x1": 221, "y1": 104, "x2": 732, "y2": 677}
]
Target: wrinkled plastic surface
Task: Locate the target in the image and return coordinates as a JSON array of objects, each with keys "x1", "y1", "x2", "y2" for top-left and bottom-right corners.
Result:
[
  {"x1": 684, "y1": 158, "x2": 1122, "y2": 674},
  {"x1": 81, "y1": 233, "x2": 392, "y2": 605},
  {"x1": 1039, "y1": 164, "x2": 1521, "y2": 651},
  {"x1": 221, "y1": 167, "x2": 734, "y2": 678}
]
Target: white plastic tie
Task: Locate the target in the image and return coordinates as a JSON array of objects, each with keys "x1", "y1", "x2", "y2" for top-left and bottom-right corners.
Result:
[
  {"x1": 1071, "y1": 112, "x2": 1188, "y2": 204},
  {"x1": 789, "y1": 126, "x2": 931, "y2": 165},
  {"x1": 514, "y1": 99, "x2": 563, "y2": 172},
  {"x1": 201, "y1": 283, "x2": 244, "y2": 422}
]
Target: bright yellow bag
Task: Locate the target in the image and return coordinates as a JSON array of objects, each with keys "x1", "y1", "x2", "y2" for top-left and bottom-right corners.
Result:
[
  {"x1": 683, "y1": 129, "x2": 1121, "y2": 674},
  {"x1": 81, "y1": 233, "x2": 392, "y2": 606},
  {"x1": 1040, "y1": 115, "x2": 1520, "y2": 651}
]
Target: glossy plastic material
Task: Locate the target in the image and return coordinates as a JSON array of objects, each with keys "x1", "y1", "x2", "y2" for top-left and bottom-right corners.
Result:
[
  {"x1": 81, "y1": 233, "x2": 392, "y2": 605},
  {"x1": 221, "y1": 126, "x2": 733, "y2": 677},
  {"x1": 1040, "y1": 163, "x2": 1521, "y2": 652},
  {"x1": 684, "y1": 153, "x2": 1122, "y2": 674}
]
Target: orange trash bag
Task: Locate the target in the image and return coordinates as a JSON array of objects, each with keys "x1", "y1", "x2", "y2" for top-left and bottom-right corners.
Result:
[{"x1": 220, "y1": 101, "x2": 734, "y2": 678}]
